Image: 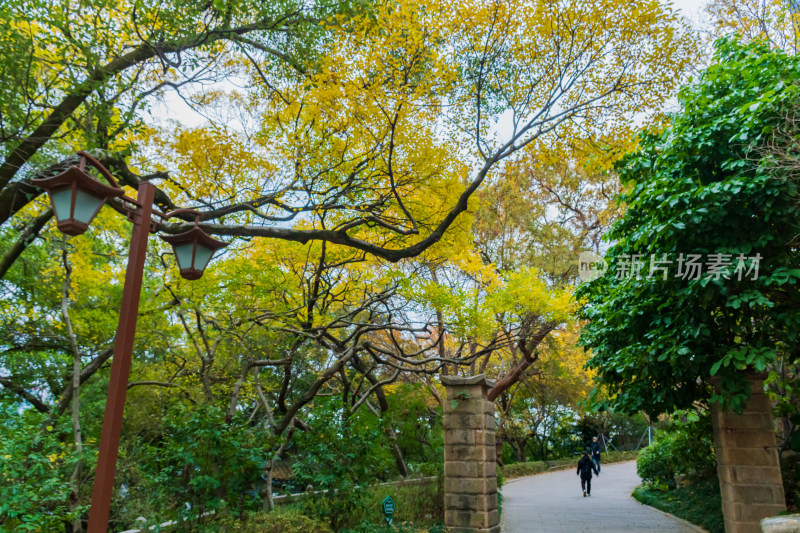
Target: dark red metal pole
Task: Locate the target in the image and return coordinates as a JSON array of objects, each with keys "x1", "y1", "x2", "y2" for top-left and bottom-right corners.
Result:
[{"x1": 87, "y1": 183, "x2": 155, "y2": 533}]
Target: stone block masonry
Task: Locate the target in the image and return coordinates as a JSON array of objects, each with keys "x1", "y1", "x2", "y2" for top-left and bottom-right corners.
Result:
[
  {"x1": 711, "y1": 372, "x2": 786, "y2": 533},
  {"x1": 442, "y1": 375, "x2": 501, "y2": 533}
]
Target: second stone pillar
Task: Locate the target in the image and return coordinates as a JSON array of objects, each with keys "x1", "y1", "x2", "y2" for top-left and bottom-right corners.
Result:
[{"x1": 442, "y1": 374, "x2": 500, "y2": 533}]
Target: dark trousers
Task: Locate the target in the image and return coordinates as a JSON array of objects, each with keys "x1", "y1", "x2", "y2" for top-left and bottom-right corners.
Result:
[
  {"x1": 581, "y1": 475, "x2": 592, "y2": 494},
  {"x1": 592, "y1": 457, "x2": 601, "y2": 473}
]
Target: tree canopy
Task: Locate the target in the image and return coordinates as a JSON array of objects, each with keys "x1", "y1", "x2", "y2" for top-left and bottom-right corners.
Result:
[
  {"x1": 0, "y1": 0, "x2": 703, "y2": 530},
  {"x1": 0, "y1": 0, "x2": 696, "y2": 263},
  {"x1": 577, "y1": 37, "x2": 800, "y2": 416}
]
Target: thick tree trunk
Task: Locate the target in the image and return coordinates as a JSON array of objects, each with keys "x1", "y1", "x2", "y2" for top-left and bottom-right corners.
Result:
[{"x1": 512, "y1": 440, "x2": 526, "y2": 463}]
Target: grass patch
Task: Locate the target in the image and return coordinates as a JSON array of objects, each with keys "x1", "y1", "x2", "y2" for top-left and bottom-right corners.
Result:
[
  {"x1": 203, "y1": 506, "x2": 332, "y2": 532},
  {"x1": 632, "y1": 480, "x2": 723, "y2": 533}
]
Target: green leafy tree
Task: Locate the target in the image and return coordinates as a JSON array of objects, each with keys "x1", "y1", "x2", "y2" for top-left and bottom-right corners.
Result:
[
  {"x1": 0, "y1": 403, "x2": 86, "y2": 531},
  {"x1": 291, "y1": 398, "x2": 394, "y2": 532},
  {"x1": 578, "y1": 37, "x2": 800, "y2": 415},
  {"x1": 129, "y1": 404, "x2": 268, "y2": 525}
]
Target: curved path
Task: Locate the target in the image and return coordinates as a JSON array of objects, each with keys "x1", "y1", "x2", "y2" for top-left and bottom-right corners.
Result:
[{"x1": 501, "y1": 460, "x2": 703, "y2": 533}]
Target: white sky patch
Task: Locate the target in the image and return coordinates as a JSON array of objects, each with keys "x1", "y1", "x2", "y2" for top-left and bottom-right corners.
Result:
[
  {"x1": 671, "y1": 0, "x2": 710, "y2": 22},
  {"x1": 147, "y1": 90, "x2": 209, "y2": 129}
]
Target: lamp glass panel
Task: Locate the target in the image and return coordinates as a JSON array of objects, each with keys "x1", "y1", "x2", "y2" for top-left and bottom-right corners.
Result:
[
  {"x1": 72, "y1": 189, "x2": 104, "y2": 224},
  {"x1": 193, "y1": 244, "x2": 214, "y2": 272},
  {"x1": 174, "y1": 243, "x2": 195, "y2": 271},
  {"x1": 51, "y1": 188, "x2": 73, "y2": 221}
]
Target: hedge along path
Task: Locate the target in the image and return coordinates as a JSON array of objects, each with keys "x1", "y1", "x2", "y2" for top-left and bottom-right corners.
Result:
[
  {"x1": 501, "y1": 460, "x2": 704, "y2": 533},
  {"x1": 500, "y1": 450, "x2": 640, "y2": 481}
]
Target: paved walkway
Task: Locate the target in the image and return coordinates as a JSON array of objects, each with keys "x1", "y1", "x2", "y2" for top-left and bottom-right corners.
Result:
[{"x1": 502, "y1": 460, "x2": 701, "y2": 532}]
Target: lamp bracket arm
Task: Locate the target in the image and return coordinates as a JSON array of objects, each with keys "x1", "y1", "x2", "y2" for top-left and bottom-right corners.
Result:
[{"x1": 76, "y1": 151, "x2": 122, "y2": 190}]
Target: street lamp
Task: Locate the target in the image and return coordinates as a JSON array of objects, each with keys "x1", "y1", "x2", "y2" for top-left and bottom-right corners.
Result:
[
  {"x1": 31, "y1": 154, "x2": 124, "y2": 235},
  {"x1": 32, "y1": 151, "x2": 227, "y2": 533},
  {"x1": 160, "y1": 213, "x2": 228, "y2": 281}
]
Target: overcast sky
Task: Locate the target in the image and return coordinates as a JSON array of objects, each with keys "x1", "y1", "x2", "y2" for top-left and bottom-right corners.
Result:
[{"x1": 672, "y1": 0, "x2": 711, "y2": 28}]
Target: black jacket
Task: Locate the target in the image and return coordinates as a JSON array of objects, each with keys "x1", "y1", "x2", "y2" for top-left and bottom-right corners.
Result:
[
  {"x1": 577, "y1": 456, "x2": 598, "y2": 478},
  {"x1": 591, "y1": 441, "x2": 602, "y2": 459}
]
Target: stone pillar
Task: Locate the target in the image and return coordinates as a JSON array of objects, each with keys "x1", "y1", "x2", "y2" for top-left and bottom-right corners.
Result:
[
  {"x1": 442, "y1": 375, "x2": 500, "y2": 533},
  {"x1": 711, "y1": 372, "x2": 786, "y2": 533}
]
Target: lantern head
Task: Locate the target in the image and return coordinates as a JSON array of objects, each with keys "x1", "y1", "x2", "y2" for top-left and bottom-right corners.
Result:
[
  {"x1": 31, "y1": 159, "x2": 123, "y2": 236},
  {"x1": 160, "y1": 227, "x2": 228, "y2": 280}
]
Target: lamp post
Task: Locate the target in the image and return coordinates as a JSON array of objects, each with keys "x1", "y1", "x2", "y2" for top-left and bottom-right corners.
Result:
[{"x1": 32, "y1": 152, "x2": 227, "y2": 532}]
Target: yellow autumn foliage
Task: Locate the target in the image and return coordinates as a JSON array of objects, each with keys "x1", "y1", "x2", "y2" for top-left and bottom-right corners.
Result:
[{"x1": 706, "y1": 0, "x2": 800, "y2": 52}]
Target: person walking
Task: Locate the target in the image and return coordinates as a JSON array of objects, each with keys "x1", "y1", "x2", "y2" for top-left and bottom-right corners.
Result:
[
  {"x1": 591, "y1": 436, "x2": 603, "y2": 473},
  {"x1": 577, "y1": 451, "x2": 599, "y2": 497}
]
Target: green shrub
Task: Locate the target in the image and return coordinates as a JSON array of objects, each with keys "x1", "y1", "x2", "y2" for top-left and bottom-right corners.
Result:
[
  {"x1": 637, "y1": 434, "x2": 678, "y2": 488},
  {"x1": 500, "y1": 449, "x2": 639, "y2": 480},
  {"x1": 323, "y1": 476, "x2": 443, "y2": 531},
  {"x1": 0, "y1": 407, "x2": 86, "y2": 531},
  {"x1": 604, "y1": 450, "x2": 639, "y2": 463},
  {"x1": 545, "y1": 458, "x2": 572, "y2": 470},
  {"x1": 211, "y1": 507, "x2": 332, "y2": 532},
  {"x1": 271, "y1": 478, "x2": 443, "y2": 533},
  {"x1": 496, "y1": 467, "x2": 505, "y2": 489},
  {"x1": 292, "y1": 400, "x2": 395, "y2": 532},
  {"x1": 131, "y1": 403, "x2": 269, "y2": 523},
  {"x1": 501, "y1": 460, "x2": 548, "y2": 479},
  {"x1": 340, "y1": 520, "x2": 438, "y2": 533},
  {"x1": 361, "y1": 478, "x2": 443, "y2": 527},
  {"x1": 633, "y1": 480, "x2": 724, "y2": 533},
  {"x1": 637, "y1": 420, "x2": 716, "y2": 488}
]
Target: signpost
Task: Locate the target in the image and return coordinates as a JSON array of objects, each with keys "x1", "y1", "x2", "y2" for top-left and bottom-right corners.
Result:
[{"x1": 382, "y1": 495, "x2": 395, "y2": 526}]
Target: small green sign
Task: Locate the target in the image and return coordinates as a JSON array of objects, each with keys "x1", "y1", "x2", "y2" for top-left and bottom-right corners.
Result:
[{"x1": 382, "y1": 495, "x2": 395, "y2": 526}]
